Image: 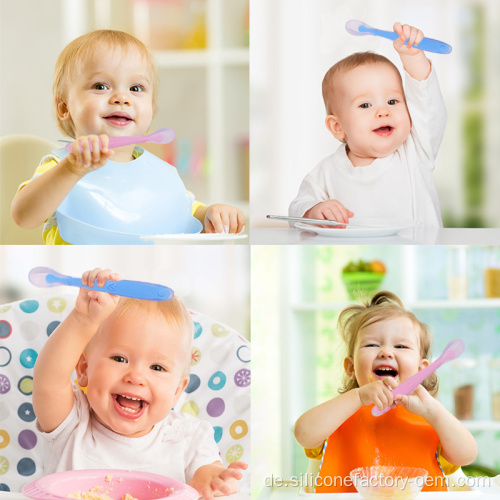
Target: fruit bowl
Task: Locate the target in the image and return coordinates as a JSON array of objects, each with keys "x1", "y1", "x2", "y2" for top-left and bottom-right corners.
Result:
[
  {"x1": 23, "y1": 469, "x2": 198, "y2": 500},
  {"x1": 342, "y1": 272, "x2": 385, "y2": 300},
  {"x1": 350, "y1": 466, "x2": 428, "y2": 499}
]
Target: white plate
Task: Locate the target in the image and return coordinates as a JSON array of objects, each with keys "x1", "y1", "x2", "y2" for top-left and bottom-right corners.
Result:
[
  {"x1": 141, "y1": 233, "x2": 248, "y2": 245},
  {"x1": 295, "y1": 222, "x2": 412, "y2": 238}
]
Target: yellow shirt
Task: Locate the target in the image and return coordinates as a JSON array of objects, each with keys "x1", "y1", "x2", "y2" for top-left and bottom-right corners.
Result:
[{"x1": 19, "y1": 149, "x2": 205, "y2": 245}]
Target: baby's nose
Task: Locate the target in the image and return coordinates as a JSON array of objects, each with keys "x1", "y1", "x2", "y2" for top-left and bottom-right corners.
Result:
[
  {"x1": 378, "y1": 348, "x2": 394, "y2": 358},
  {"x1": 376, "y1": 107, "x2": 390, "y2": 117},
  {"x1": 111, "y1": 92, "x2": 130, "y2": 105},
  {"x1": 124, "y1": 369, "x2": 146, "y2": 385}
]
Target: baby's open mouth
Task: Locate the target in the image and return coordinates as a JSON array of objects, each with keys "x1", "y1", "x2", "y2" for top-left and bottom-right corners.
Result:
[
  {"x1": 373, "y1": 366, "x2": 398, "y2": 379},
  {"x1": 113, "y1": 394, "x2": 148, "y2": 415},
  {"x1": 373, "y1": 126, "x2": 393, "y2": 136},
  {"x1": 104, "y1": 113, "x2": 133, "y2": 126}
]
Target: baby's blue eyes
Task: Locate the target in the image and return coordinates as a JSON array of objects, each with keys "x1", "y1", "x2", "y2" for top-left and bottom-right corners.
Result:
[
  {"x1": 363, "y1": 344, "x2": 408, "y2": 349},
  {"x1": 151, "y1": 365, "x2": 165, "y2": 372},
  {"x1": 92, "y1": 84, "x2": 145, "y2": 92},
  {"x1": 358, "y1": 100, "x2": 398, "y2": 109},
  {"x1": 110, "y1": 356, "x2": 166, "y2": 371},
  {"x1": 93, "y1": 83, "x2": 109, "y2": 91}
]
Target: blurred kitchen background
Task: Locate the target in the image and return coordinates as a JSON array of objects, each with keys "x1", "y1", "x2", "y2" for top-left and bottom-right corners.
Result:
[
  {"x1": 252, "y1": 245, "x2": 500, "y2": 495},
  {"x1": 0, "y1": 246, "x2": 250, "y2": 340},
  {"x1": 0, "y1": 0, "x2": 249, "y2": 215},
  {"x1": 251, "y1": 0, "x2": 500, "y2": 228}
]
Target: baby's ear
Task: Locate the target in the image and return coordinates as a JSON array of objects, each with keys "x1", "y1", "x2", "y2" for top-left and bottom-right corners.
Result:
[
  {"x1": 418, "y1": 358, "x2": 430, "y2": 371},
  {"x1": 56, "y1": 98, "x2": 71, "y2": 121},
  {"x1": 173, "y1": 375, "x2": 190, "y2": 405},
  {"x1": 344, "y1": 357, "x2": 356, "y2": 380},
  {"x1": 75, "y1": 352, "x2": 89, "y2": 387},
  {"x1": 325, "y1": 115, "x2": 346, "y2": 142}
]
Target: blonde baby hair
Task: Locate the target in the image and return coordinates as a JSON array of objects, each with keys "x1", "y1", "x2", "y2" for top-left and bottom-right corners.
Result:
[
  {"x1": 53, "y1": 29, "x2": 159, "y2": 138},
  {"x1": 86, "y1": 295, "x2": 194, "y2": 375},
  {"x1": 322, "y1": 51, "x2": 401, "y2": 116},
  {"x1": 337, "y1": 290, "x2": 438, "y2": 396}
]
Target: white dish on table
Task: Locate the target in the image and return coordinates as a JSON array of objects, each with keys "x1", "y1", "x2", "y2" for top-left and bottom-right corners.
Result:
[
  {"x1": 141, "y1": 233, "x2": 248, "y2": 245},
  {"x1": 295, "y1": 222, "x2": 412, "y2": 238}
]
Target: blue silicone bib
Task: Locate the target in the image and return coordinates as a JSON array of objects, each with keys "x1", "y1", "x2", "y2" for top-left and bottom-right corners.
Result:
[{"x1": 54, "y1": 148, "x2": 202, "y2": 244}]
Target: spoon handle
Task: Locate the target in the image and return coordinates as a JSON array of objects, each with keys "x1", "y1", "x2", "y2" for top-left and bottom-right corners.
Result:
[
  {"x1": 44, "y1": 273, "x2": 174, "y2": 301},
  {"x1": 64, "y1": 128, "x2": 175, "y2": 152},
  {"x1": 372, "y1": 339, "x2": 465, "y2": 416},
  {"x1": 359, "y1": 26, "x2": 452, "y2": 54}
]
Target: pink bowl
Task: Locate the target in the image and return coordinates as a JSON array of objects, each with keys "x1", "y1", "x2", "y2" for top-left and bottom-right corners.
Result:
[{"x1": 22, "y1": 470, "x2": 199, "y2": 500}]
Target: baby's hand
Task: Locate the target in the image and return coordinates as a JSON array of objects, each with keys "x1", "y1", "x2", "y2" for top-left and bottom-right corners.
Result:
[
  {"x1": 66, "y1": 134, "x2": 114, "y2": 176},
  {"x1": 394, "y1": 384, "x2": 436, "y2": 417},
  {"x1": 189, "y1": 461, "x2": 248, "y2": 500},
  {"x1": 358, "y1": 378, "x2": 398, "y2": 411},
  {"x1": 204, "y1": 204, "x2": 246, "y2": 234},
  {"x1": 304, "y1": 200, "x2": 354, "y2": 228},
  {"x1": 73, "y1": 268, "x2": 121, "y2": 328},
  {"x1": 393, "y1": 23, "x2": 424, "y2": 56}
]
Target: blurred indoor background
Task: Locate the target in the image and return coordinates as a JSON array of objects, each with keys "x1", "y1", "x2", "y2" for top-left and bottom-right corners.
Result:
[
  {"x1": 0, "y1": 246, "x2": 250, "y2": 339},
  {"x1": 0, "y1": 0, "x2": 249, "y2": 229},
  {"x1": 252, "y1": 245, "x2": 500, "y2": 495},
  {"x1": 250, "y1": 0, "x2": 500, "y2": 228}
]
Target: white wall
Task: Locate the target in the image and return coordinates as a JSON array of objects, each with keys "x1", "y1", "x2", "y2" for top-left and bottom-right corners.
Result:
[
  {"x1": 250, "y1": 0, "x2": 499, "y2": 227},
  {"x1": 0, "y1": 0, "x2": 67, "y2": 141},
  {"x1": 0, "y1": 246, "x2": 250, "y2": 339}
]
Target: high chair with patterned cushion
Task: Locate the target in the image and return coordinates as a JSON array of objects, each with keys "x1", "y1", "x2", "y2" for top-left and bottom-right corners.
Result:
[{"x1": 0, "y1": 292, "x2": 250, "y2": 492}]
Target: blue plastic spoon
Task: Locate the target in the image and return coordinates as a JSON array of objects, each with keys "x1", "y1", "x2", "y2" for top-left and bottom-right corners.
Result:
[
  {"x1": 346, "y1": 20, "x2": 452, "y2": 54},
  {"x1": 29, "y1": 267, "x2": 174, "y2": 301}
]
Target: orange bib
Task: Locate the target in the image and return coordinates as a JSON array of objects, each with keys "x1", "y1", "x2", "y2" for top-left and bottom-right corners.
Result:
[{"x1": 316, "y1": 404, "x2": 447, "y2": 493}]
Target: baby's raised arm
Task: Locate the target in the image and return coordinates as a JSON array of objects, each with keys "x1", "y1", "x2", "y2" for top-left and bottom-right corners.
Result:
[
  {"x1": 32, "y1": 268, "x2": 120, "y2": 433},
  {"x1": 392, "y1": 23, "x2": 432, "y2": 81},
  {"x1": 11, "y1": 135, "x2": 113, "y2": 229}
]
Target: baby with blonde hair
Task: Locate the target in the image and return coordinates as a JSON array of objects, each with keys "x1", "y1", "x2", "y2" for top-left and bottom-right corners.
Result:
[
  {"x1": 12, "y1": 30, "x2": 245, "y2": 243},
  {"x1": 33, "y1": 268, "x2": 247, "y2": 499},
  {"x1": 294, "y1": 291, "x2": 476, "y2": 494}
]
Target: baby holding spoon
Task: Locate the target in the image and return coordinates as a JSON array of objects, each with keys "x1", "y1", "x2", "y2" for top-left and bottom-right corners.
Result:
[
  {"x1": 12, "y1": 30, "x2": 245, "y2": 243},
  {"x1": 294, "y1": 291, "x2": 476, "y2": 493},
  {"x1": 33, "y1": 268, "x2": 247, "y2": 499},
  {"x1": 289, "y1": 23, "x2": 447, "y2": 228}
]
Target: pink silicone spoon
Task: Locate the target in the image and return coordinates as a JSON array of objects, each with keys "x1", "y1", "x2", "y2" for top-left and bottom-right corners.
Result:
[
  {"x1": 65, "y1": 127, "x2": 175, "y2": 152},
  {"x1": 372, "y1": 339, "x2": 465, "y2": 417}
]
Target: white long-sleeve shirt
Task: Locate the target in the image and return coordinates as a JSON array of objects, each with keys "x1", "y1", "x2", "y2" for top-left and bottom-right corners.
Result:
[{"x1": 289, "y1": 66, "x2": 446, "y2": 228}]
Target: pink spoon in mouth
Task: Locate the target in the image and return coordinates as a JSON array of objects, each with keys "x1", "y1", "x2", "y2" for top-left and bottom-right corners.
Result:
[
  {"x1": 65, "y1": 127, "x2": 175, "y2": 152},
  {"x1": 372, "y1": 339, "x2": 465, "y2": 417}
]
